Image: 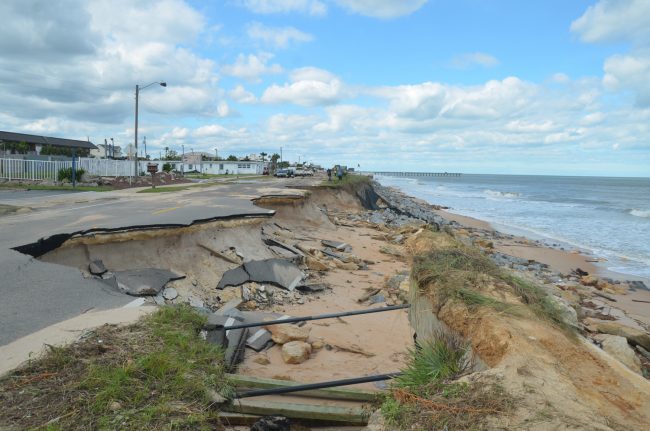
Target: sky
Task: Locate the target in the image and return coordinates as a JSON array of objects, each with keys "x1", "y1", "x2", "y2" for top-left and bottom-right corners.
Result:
[{"x1": 0, "y1": 0, "x2": 649, "y2": 176}]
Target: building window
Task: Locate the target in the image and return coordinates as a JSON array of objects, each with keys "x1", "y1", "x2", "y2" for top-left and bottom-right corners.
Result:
[
  {"x1": 188, "y1": 164, "x2": 193, "y2": 169},
  {"x1": 219, "y1": 164, "x2": 224, "y2": 169}
]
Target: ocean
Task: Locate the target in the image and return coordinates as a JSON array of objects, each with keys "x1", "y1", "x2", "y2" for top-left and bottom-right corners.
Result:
[{"x1": 375, "y1": 174, "x2": 650, "y2": 279}]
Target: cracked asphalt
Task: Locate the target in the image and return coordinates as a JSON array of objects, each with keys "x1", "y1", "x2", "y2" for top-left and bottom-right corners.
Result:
[{"x1": 0, "y1": 178, "x2": 313, "y2": 347}]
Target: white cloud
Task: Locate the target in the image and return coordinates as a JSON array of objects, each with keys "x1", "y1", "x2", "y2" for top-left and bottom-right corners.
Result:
[
  {"x1": 603, "y1": 53, "x2": 650, "y2": 106},
  {"x1": 551, "y1": 73, "x2": 570, "y2": 84},
  {"x1": 261, "y1": 67, "x2": 343, "y2": 106},
  {"x1": 229, "y1": 85, "x2": 258, "y2": 104},
  {"x1": 240, "y1": 0, "x2": 327, "y2": 16},
  {"x1": 247, "y1": 22, "x2": 313, "y2": 49},
  {"x1": 221, "y1": 53, "x2": 283, "y2": 83},
  {"x1": 449, "y1": 52, "x2": 500, "y2": 69},
  {"x1": 571, "y1": 0, "x2": 650, "y2": 45},
  {"x1": 193, "y1": 124, "x2": 248, "y2": 138},
  {"x1": 572, "y1": 0, "x2": 650, "y2": 107},
  {"x1": 333, "y1": 0, "x2": 427, "y2": 18}
]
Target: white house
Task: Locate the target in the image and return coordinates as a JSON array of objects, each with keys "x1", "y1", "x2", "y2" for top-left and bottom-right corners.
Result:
[
  {"x1": 140, "y1": 160, "x2": 267, "y2": 175},
  {"x1": 90, "y1": 144, "x2": 122, "y2": 159}
]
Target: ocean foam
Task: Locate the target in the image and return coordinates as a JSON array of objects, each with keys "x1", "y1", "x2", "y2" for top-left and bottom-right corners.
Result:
[
  {"x1": 484, "y1": 189, "x2": 521, "y2": 199},
  {"x1": 630, "y1": 209, "x2": 650, "y2": 218}
]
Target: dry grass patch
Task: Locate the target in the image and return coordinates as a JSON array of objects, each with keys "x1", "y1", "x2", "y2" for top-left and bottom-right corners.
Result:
[{"x1": 0, "y1": 306, "x2": 229, "y2": 431}]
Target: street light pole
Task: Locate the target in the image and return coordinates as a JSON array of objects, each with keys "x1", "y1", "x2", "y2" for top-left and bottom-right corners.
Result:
[{"x1": 134, "y1": 81, "x2": 166, "y2": 181}]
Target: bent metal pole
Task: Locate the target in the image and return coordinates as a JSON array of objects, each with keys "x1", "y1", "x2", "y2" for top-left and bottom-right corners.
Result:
[
  {"x1": 222, "y1": 304, "x2": 410, "y2": 331},
  {"x1": 235, "y1": 372, "x2": 402, "y2": 399}
]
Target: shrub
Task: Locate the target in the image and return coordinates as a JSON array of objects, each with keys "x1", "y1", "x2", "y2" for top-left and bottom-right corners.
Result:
[
  {"x1": 162, "y1": 162, "x2": 173, "y2": 173},
  {"x1": 57, "y1": 167, "x2": 86, "y2": 182}
]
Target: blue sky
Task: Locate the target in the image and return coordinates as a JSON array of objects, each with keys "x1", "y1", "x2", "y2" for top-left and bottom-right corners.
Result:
[{"x1": 1, "y1": 0, "x2": 649, "y2": 176}]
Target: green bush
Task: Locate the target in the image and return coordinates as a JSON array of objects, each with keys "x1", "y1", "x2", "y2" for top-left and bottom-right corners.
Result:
[
  {"x1": 162, "y1": 163, "x2": 173, "y2": 173},
  {"x1": 57, "y1": 167, "x2": 86, "y2": 182}
]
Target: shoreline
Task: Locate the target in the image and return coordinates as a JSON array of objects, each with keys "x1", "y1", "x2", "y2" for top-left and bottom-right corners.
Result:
[{"x1": 434, "y1": 207, "x2": 650, "y2": 285}]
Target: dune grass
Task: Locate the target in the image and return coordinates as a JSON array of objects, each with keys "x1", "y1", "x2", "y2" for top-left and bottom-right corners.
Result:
[
  {"x1": 382, "y1": 332, "x2": 513, "y2": 430},
  {"x1": 0, "y1": 306, "x2": 229, "y2": 430},
  {"x1": 411, "y1": 231, "x2": 575, "y2": 334}
]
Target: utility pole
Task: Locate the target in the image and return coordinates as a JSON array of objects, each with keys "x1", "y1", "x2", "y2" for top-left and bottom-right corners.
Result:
[
  {"x1": 182, "y1": 144, "x2": 185, "y2": 176},
  {"x1": 134, "y1": 84, "x2": 139, "y2": 178},
  {"x1": 280, "y1": 147, "x2": 283, "y2": 165},
  {"x1": 110, "y1": 138, "x2": 114, "y2": 159},
  {"x1": 104, "y1": 139, "x2": 108, "y2": 159},
  {"x1": 143, "y1": 136, "x2": 147, "y2": 160}
]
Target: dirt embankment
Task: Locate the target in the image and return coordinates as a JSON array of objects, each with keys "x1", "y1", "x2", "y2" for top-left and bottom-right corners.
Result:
[{"x1": 405, "y1": 230, "x2": 650, "y2": 430}]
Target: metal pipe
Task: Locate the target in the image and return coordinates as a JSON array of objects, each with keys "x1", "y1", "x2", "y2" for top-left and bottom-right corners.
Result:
[
  {"x1": 223, "y1": 304, "x2": 409, "y2": 330},
  {"x1": 235, "y1": 372, "x2": 401, "y2": 399}
]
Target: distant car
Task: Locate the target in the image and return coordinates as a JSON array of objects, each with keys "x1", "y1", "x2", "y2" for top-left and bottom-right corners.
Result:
[{"x1": 274, "y1": 169, "x2": 292, "y2": 178}]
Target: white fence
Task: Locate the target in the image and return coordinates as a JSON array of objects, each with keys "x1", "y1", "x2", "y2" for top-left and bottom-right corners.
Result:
[{"x1": 0, "y1": 157, "x2": 134, "y2": 181}]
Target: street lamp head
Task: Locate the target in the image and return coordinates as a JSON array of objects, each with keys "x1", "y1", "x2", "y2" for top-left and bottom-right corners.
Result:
[{"x1": 160, "y1": 82, "x2": 167, "y2": 87}]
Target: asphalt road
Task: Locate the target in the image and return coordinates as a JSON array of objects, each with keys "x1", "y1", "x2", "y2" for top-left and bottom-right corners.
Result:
[{"x1": 0, "y1": 178, "x2": 304, "y2": 347}]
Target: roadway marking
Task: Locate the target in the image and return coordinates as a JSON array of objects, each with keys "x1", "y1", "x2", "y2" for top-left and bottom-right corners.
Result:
[{"x1": 152, "y1": 206, "x2": 180, "y2": 215}]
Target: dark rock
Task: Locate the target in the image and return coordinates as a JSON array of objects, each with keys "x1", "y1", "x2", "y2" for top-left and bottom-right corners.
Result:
[
  {"x1": 89, "y1": 259, "x2": 107, "y2": 276},
  {"x1": 250, "y1": 416, "x2": 291, "y2": 431},
  {"x1": 297, "y1": 283, "x2": 328, "y2": 293},
  {"x1": 114, "y1": 268, "x2": 184, "y2": 296}
]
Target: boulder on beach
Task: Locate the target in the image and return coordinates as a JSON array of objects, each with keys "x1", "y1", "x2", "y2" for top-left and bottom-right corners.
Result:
[{"x1": 281, "y1": 341, "x2": 312, "y2": 364}]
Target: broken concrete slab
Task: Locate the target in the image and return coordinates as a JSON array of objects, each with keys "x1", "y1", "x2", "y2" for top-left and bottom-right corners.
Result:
[
  {"x1": 214, "y1": 298, "x2": 244, "y2": 316},
  {"x1": 321, "y1": 240, "x2": 349, "y2": 251},
  {"x1": 113, "y1": 268, "x2": 184, "y2": 296},
  {"x1": 217, "y1": 259, "x2": 304, "y2": 291},
  {"x1": 89, "y1": 259, "x2": 107, "y2": 276},
  {"x1": 162, "y1": 287, "x2": 178, "y2": 300}
]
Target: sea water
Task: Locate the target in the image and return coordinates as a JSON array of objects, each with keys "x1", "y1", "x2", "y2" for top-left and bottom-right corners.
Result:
[{"x1": 376, "y1": 174, "x2": 650, "y2": 279}]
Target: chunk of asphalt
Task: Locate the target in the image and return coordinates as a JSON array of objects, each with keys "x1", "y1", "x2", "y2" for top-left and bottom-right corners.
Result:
[
  {"x1": 216, "y1": 259, "x2": 304, "y2": 291},
  {"x1": 321, "y1": 240, "x2": 349, "y2": 251},
  {"x1": 214, "y1": 298, "x2": 243, "y2": 316},
  {"x1": 245, "y1": 313, "x2": 293, "y2": 351},
  {"x1": 321, "y1": 248, "x2": 350, "y2": 262},
  {"x1": 225, "y1": 327, "x2": 248, "y2": 371},
  {"x1": 217, "y1": 266, "x2": 250, "y2": 290},
  {"x1": 113, "y1": 268, "x2": 184, "y2": 296},
  {"x1": 162, "y1": 287, "x2": 178, "y2": 300},
  {"x1": 88, "y1": 259, "x2": 107, "y2": 276},
  {"x1": 243, "y1": 259, "x2": 303, "y2": 291},
  {"x1": 97, "y1": 273, "x2": 119, "y2": 291}
]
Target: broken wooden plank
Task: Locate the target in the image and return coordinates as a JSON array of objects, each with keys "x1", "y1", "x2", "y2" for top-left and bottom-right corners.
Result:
[
  {"x1": 226, "y1": 374, "x2": 379, "y2": 402},
  {"x1": 220, "y1": 399, "x2": 369, "y2": 424}
]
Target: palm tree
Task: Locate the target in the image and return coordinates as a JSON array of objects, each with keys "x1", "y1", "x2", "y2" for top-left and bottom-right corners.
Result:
[{"x1": 260, "y1": 152, "x2": 267, "y2": 162}]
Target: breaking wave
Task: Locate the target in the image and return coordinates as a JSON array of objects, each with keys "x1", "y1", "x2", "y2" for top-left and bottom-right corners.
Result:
[
  {"x1": 484, "y1": 189, "x2": 521, "y2": 199},
  {"x1": 630, "y1": 209, "x2": 650, "y2": 218}
]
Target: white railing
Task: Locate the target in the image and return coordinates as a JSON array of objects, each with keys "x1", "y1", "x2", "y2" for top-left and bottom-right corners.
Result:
[{"x1": 0, "y1": 157, "x2": 135, "y2": 181}]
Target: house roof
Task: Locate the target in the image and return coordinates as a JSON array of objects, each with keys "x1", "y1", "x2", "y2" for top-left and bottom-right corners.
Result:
[{"x1": 0, "y1": 131, "x2": 97, "y2": 150}]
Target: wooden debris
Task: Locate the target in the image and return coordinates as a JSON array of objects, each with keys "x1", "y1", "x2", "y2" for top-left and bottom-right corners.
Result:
[
  {"x1": 221, "y1": 399, "x2": 368, "y2": 424},
  {"x1": 357, "y1": 288, "x2": 381, "y2": 303},
  {"x1": 226, "y1": 374, "x2": 378, "y2": 402}
]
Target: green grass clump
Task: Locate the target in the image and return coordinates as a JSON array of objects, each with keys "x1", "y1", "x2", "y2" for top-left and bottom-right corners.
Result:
[
  {"x1": 0, "y1": 183, "x2": 113, "y2": 192},
  {"x1": 0, "y1": 305, "x2": 229, "y2": 430},
  {"x1": 320, "y1": 173, "x2": 370, "y2": 189},
  {"x1": 137, "y1": 186, "x2": 191, "y2": 193},
  {"x1": 382, "y1": 333, "x2": 513, "y2": 430}
]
